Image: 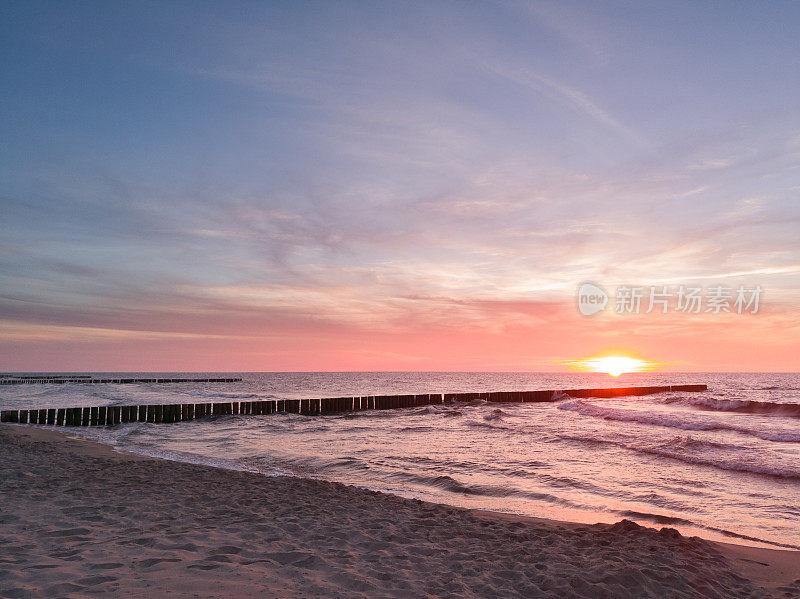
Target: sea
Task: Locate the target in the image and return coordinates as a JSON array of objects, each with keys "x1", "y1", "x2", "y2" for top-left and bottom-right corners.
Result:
[{"x1": 2, "y1": 372, "x2": 799, "y2": 550}]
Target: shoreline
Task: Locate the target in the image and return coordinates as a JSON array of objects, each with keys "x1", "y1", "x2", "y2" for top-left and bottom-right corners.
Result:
[{"x1": 2, "y1": 425, "x2": 799, "y2": 597}]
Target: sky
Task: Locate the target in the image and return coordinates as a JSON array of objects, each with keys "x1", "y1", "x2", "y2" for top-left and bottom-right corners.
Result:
[{"x1": 1, "y1": 1, "x2": 799, "y2": 372}]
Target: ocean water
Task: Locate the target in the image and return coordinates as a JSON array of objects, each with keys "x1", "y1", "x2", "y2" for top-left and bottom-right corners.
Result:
[{"x1": 3, "y1": 372, "x2": 799, "y2": 550}]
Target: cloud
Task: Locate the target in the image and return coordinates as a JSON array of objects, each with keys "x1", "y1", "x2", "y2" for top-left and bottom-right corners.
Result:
[{"x1": 478, "y1": 60, "x2": 647, "y2": 146}]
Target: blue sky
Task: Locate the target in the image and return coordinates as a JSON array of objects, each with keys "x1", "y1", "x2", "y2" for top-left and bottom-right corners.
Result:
[{"x1": 1, "y1": 1, "x2": 799, "y2": 370}]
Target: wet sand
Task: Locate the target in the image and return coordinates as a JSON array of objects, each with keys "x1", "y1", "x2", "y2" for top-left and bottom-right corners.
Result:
[{"x1": 1, "y1": 425, "x2": 798, "y2": 598}]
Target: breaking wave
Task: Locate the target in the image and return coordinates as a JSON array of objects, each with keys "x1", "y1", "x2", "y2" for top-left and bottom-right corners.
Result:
[
  {"x1": 559, "y1": 433, "x2": 800, "y2": 480},
  {"x1": 558, "y1": 400, "x2": 800, "y2": 443},
  {"x1": 662, "y1": 396, "x2": 800, "y2": 418}
]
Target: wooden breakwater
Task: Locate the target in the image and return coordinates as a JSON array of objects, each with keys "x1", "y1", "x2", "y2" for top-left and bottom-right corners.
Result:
[
  {"x1": 0, "y1": 384, "x2": 706, "y2": 426},
  {"x1": 0, "y1": 377, "x2": 242, "y2": 385}
]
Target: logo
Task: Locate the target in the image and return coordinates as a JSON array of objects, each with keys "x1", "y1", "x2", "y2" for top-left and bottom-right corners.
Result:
[{"x1": 577, "y1": 282, "x2": 608, "y2": 316}]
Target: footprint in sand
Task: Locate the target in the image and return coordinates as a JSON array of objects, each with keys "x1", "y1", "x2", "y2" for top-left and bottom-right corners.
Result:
[
  {"x1": 135, "y1": 557, "x2": 181, "y2": 569},
  {"x1": 89, "y1": 562, "x2": 123, "y2": 570},
  {"x1": 77, "y1": 575, "x2": 118, "y2": 586}
]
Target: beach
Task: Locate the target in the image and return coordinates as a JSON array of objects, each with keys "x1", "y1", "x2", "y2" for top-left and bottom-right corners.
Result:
[{"x1": 1, "y1": 425, "x2": 798, "y2": 598}]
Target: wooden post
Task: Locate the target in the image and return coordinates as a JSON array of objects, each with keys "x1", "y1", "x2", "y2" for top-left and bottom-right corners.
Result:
[
  {"x1": 28, "y1": 409, "x2": 38, "y2": 424},
  {"x1": 56, "y1": 408, "x2": 65, "y2": 426},
  {"x1": 137, "y1": 405, "x2": 147, "y2": 422},
  {"x1": 39, "y1": 408, "x2": 49, "y2": 424},
  {"x1": 155, "y1": 405, "x2": 163, "y2": 424},
  {"x1": 18, "y1": 410, "x2": 28, "y2": 424},
  {"x1": 90, "y1": 407, "x2": 99, "y2": 425},
  {"x1": 97, "y1": 406, "x2": 107, "y2": 425}
]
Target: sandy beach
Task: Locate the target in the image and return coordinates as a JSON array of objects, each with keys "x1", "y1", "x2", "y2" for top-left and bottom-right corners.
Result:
[{"x1": 1, "y1": 425, "x2": 798, "y2": 598}]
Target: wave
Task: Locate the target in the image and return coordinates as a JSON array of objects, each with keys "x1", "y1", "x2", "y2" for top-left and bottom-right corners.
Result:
[
  {"x1": 184, "y1": 390, "x2": 270, "y2": 400},
  {"x1": 663, "y1": 396, "x2": 800, "y2": 418},
  {"x1": 413, "y1": 406, "x2": 463, "y2": 417},
  {"x1": 558, "y1": 400, "x2": 800, "y2": 443},
  {"x1": 558, "y1": 433, "x2": 800, "y2": 480},
  {"x1": 398, "y1": 425, "x2": 436, "y2": 432},
  {"x1": 617, "y1": 510, "x2": 695, "y2": 527},
  {"x1": 465, "y1": 421, "x2": 512, "y2": 431},
  {"x1": 389, "y1": 472, "x2": 586, "y2": 509},
  {"x1": 484, "y1": 408, "x2": 506, "y2": 421}
]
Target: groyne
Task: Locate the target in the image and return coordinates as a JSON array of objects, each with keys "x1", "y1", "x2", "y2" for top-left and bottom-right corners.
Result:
[{"x1": 0, "y1": 384, "x2": 707, "y2": 426}]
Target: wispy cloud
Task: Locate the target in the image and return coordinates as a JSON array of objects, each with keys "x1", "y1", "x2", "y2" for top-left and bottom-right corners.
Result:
[{"x1": 479, "y1": 60, "x2": 647, "y2": 146}]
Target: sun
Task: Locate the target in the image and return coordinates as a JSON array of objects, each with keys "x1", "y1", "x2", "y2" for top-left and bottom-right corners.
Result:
[{"x1": 564, "y1": 355, "x2": 657, "y2": 377}]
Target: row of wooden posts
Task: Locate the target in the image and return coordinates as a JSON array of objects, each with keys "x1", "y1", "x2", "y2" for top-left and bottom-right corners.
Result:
[{"x1": 0, "y1": 384, "x2": 706, "y2": 427}]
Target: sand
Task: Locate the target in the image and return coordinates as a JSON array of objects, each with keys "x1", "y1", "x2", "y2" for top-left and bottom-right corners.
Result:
[{"x1": 1, "y1": 426, "x2": 798, "y2": 598}]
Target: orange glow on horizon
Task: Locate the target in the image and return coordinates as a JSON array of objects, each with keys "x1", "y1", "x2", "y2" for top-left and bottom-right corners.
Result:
[{"x1": 565, "y1": 355, "x2": 658, "y2": 377}]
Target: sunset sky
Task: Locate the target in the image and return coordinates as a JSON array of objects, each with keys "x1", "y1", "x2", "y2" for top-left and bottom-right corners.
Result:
[{"x1": 1, "y1": 1, "x2": 799, "y2": 372}]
